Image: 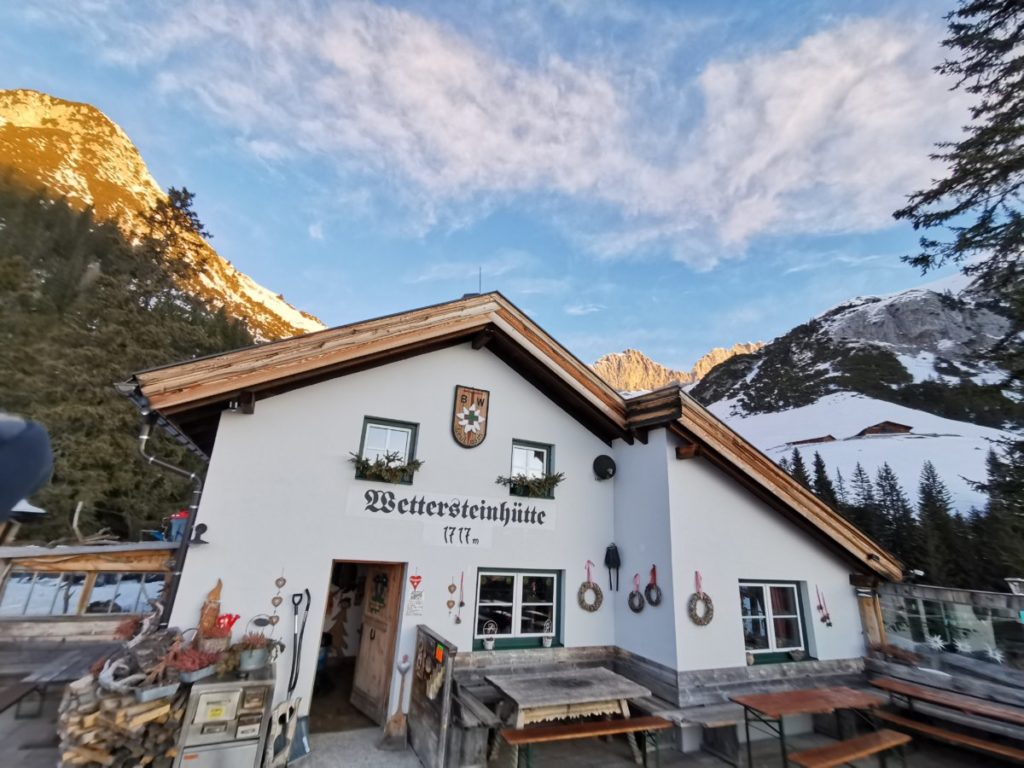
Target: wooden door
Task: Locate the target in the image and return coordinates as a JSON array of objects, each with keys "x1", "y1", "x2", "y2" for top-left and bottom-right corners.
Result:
[{"x1": 351, "y1": 563, "x2": 403, "y2": 724}]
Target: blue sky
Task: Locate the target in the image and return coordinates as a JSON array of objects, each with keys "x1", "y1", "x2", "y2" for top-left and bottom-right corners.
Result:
[{"x1": 0, "y1": 1, "x2": 968, "y2": 369}]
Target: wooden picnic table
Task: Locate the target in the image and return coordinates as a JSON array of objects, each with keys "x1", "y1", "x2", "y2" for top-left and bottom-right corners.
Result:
[
  {"x1": 731, "y1": 686, "x2": 886, "y2": 767},
  {"x1": 487, "y1": 666, "x2": 651, "y2": 765},
  {"x1": 0, "y1": 643, "x2": 114, "y2": 718},
  {"x1": 871, "y1": 676, "x2": 1024, "y2": 727}
]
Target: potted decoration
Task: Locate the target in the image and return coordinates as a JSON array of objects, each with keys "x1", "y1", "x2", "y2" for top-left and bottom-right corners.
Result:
[
  {"x1": 198, "y1": 613, "x2": 238, "y2": 653},
  {"x1": 168, "y1": 646, "x2": 220, "y2": 683},
  {"x1": 350, "y1": 450, "x2": 424, "y2": 484},
  {"x1": 236, "y1": 632, "x2": 285, "y2": 672},
  {"x1": 495, "y1": 471, "x2": 564, "y2": 499},
  {"x1": 541, "y1": 619, "x2": 554, "y2": 648},
  {"x1": 482, "y1": 620, "x2": 498, "y2": 651}
]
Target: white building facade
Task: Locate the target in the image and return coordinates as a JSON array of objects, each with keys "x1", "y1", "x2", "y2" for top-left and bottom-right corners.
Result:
[{"x1": 125, "y1": 293, "x2": 901, "y2": 752}]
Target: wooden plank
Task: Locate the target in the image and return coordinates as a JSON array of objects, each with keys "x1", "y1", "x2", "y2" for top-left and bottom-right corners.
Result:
[
  {"x1": 876, "y1": 709, "x2": 1024, "y2": 762},
  {"x1": 0, "y1": 682, "x2": 36, "y2": 713},
  {"x1": 454, "y1": 690, "x2": 501, "y2": 728},
  {"x1": 872, "y1": 677, "x2": 1024, "y2": 726},
  {"x1": 891, "y1": 698, "x2": 1024, "y2": 742},
  {"x1": 501, "y1": 715, "x2": 673, "y2": 745},
  {"x1": 788, "y1": 729, "x2": 910, "y2": 768},
  {"x1": 866, "y1": 658, "x2": 1024, "y2": 709},
  {"x1": 731, "y1": 687, "x2": 885, "y2": 719},
  {"x1": 675, "y1": 442, "x2": 699, "y2": 460}
]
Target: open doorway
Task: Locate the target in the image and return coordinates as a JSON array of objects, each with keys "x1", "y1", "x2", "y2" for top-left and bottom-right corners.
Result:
[{"x1": 309, "y1": 560, "x2": 405, "y2": 734}]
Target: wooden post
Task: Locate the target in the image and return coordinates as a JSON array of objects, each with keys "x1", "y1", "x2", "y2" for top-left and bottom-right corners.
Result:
[{"x1": 855, "y1": 586, "x2": 886, "y2": 648}]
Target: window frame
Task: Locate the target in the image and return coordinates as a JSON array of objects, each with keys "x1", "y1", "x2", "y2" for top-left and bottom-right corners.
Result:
[
  {"x1": 508, "y1": 439, "x2": 555, "y2": 498},
  {"x1": 473, "y1": 569, "x2": 561, "y2": 650},
  {"x1": 0, "y1": 570, "x2": 168, "y2": 619},
  {"x1": 356, "y1": 416, "x2": 420, "y2": 484},
  {"x1": 738, "y1": 581, "x2": 808, "y2": 660}
]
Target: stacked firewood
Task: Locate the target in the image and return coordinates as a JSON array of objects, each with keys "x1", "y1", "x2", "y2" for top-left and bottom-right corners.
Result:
[
  {"x1": 57, "y1": 679, "x2": 187, "y2": 767},
  {"x1": 57, "y1": 619, "x2": 189, "y2": 767}
]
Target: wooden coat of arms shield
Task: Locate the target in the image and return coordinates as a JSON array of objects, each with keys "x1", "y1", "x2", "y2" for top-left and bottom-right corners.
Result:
[{"x1": 452, "y1": 385, "x2": 489, "y2": 448}]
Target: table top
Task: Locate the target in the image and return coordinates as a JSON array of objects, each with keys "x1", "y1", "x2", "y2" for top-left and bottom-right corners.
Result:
[
  {"x1": 872, "y1": 677, "x2": 1024, "y2": 727},
  {"x1": 486, "y1": 666, "x2": 650, "y2": 710},
  {"x1": 731, "y1": 686, "x2": 885, "y2": 718}
]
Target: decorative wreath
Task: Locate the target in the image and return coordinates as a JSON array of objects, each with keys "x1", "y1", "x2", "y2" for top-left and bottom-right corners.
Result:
[
  {"x1": 628, "y1": 574, "x2": 645, "y2": 613},
  {"x1": 577, "y1": 581, "x2": 603, "y2": 612},
  {"x1": 644, "y1": 565, "x2": 662, "y2": 607},
  {"x1": 687, "y1": 592, "x2": 714, "y2": 625},
  {"x1": 645, "y1": 583, "x2": 663, "y2": 607},
  {"x1": 628, "y1": 591, "x2": 645, "y2": 613}
]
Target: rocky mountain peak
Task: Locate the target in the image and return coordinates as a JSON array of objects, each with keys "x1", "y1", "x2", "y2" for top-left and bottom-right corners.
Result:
[
  {"x1": 0, "y1": 88, "x2": 324, "y2": 340},
  {"x1": 593, "y1": 342, "x2": 764, "y2": 392}
]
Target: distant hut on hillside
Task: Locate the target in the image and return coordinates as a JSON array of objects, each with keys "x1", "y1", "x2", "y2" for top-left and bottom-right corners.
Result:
[
  {"x1": 787, "y1": 435, "x2": 836, "y2": 447},
  {"x1": 855, "y1": 421, "x2": 912, "y2": 437}
]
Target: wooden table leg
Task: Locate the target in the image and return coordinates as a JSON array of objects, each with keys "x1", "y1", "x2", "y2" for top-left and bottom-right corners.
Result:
[
  {"x1": 507, "y1": 708, "x2": 525, "y2": 768},
  {"x1": 619, "y1": 699, "x2": 644, "y2": 765}
]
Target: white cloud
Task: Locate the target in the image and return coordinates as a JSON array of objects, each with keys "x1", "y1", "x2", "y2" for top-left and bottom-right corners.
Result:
[
  {"x1": 564, "y1": 302, "x2": 605, "y2": 316},
  {"x1": 33, "y1": 3, "x2": 969, "y2": 267},
  {"x1": 308, "y1": 222, "x2": 324, "y2": 240}
]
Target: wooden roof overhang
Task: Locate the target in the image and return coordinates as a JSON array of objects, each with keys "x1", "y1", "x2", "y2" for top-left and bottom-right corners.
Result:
[{"x1": 127, "y1": 294, "x2": 630, "y2": 455}]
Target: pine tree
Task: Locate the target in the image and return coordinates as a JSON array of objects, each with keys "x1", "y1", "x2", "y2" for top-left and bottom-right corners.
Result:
[
  {"x1": 834, "y1": 468, "x2": 849, "y2": 507},
  {"x1": 777, "y1": 456, "x2": 792, "y2": 473},
  {"x1": 811, "y1": 452, "x2": 838, "y2": 507},
  {"x1": 876, "y1": 463, "x2": 923, "y2": 570},
  {"x1": 789, "y1": 448, "x2": 811, "y2": 487},
  {"x1": 895, "y1": 0, "x2": 1024, "y2": 553},
  {"x1": 917, "y1": 460, "x2": 957, "y2": 585},
  {"x1": 848, "y1": 463, "x2": 883, "y2": 541},
  {"x1": 894, "y1": 0, "x2": 1024, "y2": 287},
  {"x1": 970, "y1": 450, "x2": 1024, "y2": 590}
]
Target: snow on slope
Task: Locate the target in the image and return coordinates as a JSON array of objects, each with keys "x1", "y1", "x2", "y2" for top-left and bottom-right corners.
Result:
[{"x1": 711, "y1": 393, "x2": 1007, "y2": 512}]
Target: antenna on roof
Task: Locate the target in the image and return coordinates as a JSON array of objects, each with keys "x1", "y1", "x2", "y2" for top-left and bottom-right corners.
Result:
[{"x1": 463, "y1": 267, "x2": 484, "y2": 300}]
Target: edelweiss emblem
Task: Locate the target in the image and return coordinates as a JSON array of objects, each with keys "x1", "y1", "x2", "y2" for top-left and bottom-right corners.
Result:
[{"x1": 452, "y1": 385, "x2": 490, "y2": 447}]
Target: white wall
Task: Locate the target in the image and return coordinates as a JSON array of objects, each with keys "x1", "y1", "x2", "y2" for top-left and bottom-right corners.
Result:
[
  {"x1": 169, "y1": 343, "x2": 617, "y2": 715},
  {"x1": 665, "y1": 434, "x2": 865, "y2": 672},
  {"x1": 611, "y1": 429, "x2": 678, "y2": 669}
]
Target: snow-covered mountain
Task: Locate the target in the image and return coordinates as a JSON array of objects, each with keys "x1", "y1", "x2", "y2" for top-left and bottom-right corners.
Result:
[
  {"x1": 710, "y1": 392, "x2": 1005, "y2": 511},
  {"x1": 602, "y1": 275, "x2": 1018, "y2": 513},
  {"x1": 692, "y1": 275, "x2": 1018, "y2": 430},
  {"x1": 593, "y1": 343, "x2": 763, "y2": 391},
  {"x1": 0, "y1": 89, "x2": 324, "y2": 340}
]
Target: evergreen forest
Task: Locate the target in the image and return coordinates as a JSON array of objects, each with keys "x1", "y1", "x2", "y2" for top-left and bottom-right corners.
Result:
[{"x1": 0, "y1": 174, "x2": 253, "y2": 540}]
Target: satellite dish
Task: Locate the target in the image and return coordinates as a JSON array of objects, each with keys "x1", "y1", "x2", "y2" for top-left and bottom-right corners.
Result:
[{"x1": 593, "y1": 455, "x2": 616, "y2": 480}]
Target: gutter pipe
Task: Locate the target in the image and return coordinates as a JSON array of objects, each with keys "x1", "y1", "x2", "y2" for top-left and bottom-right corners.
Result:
[{"x1": 137, "y1": 416, "x2": 203, "y2": 628}]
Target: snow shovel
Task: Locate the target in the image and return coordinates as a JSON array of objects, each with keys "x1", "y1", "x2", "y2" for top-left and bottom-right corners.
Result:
[{"x1": 378, "y1": 655, "x2": 411, "y2": 750}]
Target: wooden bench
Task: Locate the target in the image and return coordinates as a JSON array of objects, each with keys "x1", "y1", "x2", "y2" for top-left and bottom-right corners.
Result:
[
  {"x1": 872, "y1": 676, "x2": 1024, "y2": 727},
  {"x1": 876, "y1": 710, "x2": 1024, "y2": 764},
  {"x1": 502, "y1": 715, "x2": 673, "y2": 768},
  {"x1": 788, "y1": 728, "x2": 911, "y2": 767},
  {"x1": 0, "y1": 682, "x2": 39, "y2": 716}
]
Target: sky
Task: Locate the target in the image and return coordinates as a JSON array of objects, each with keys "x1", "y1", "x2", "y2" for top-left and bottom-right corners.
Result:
[{"x1": 0, "y1": 0, "x2": 970, "y2": 370}]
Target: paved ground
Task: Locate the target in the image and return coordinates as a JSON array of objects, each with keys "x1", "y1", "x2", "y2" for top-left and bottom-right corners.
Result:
[
  {"x1": 303, "y1": 726, "x2": 999, "y2": 767},
  {"x1": 4, "y1": 703, "x2": 1003, "y2": 767}
]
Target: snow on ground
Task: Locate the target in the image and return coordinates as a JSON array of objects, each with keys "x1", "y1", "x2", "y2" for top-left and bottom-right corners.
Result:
[{"x1": 711, "y1": 393, "x2": 1010, "y2": 513}]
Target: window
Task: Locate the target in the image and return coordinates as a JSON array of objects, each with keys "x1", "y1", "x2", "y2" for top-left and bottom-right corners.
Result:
[
  {"x1": 510, "y1": 441, "x2": 550, "y2": 480},
  {"x1": 0, "y1": 572, "x2": 87, "y2": 617},
  {"x1": 739, "y1": 582, "x2": 805, "y2": 655},
  {"x1": 85, "y1": 573, "x2": 167, "y2": 614},
  {"x1": 475, "y1": 571, "x2": 559, "y2": 646},
  {"x1": 0, "y1": 571, "x2": 166, "y2": 617},
  {"x1": 360, "y1": 418, "x2": 417, "y2": 464}
]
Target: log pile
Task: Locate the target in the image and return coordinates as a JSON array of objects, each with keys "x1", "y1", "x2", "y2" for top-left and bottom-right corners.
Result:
[
  {"x1": 56, "y1": 620, "x2": 188, "y2": 767},
  {"x1": 58, "y1": 675, "x2": 187, "y2": 767}
]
